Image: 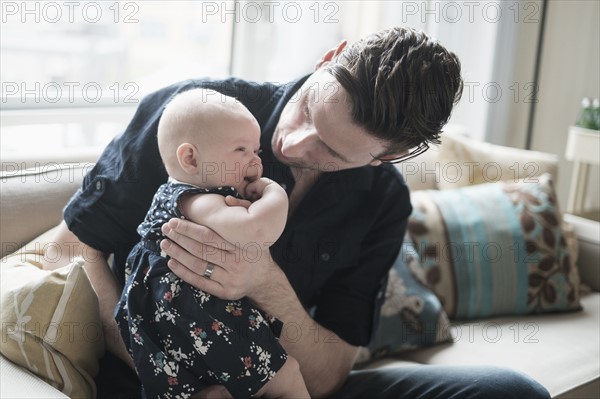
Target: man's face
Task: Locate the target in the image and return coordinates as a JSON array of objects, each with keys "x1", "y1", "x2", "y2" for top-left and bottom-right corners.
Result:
[{"x1": 272, "y1": 70, "x2": 388, "y2": 173}]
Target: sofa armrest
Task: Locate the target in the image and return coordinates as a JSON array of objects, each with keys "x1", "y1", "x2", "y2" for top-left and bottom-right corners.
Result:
[{"x1": 0, "y1": 163, "x2": 91, "y2": 258}]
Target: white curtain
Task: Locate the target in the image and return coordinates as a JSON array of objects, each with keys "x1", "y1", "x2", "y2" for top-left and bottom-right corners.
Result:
[
  {"x1": 1, "y1": 0, "x2": 542, "y2": 154},
  {"x1": 230, "y1": 0, "x2": 542, "y2": 145}
]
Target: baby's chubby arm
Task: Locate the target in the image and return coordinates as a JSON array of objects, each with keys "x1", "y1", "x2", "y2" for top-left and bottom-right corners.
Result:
[{"x1": 179, "y1": 178, "x2": 288, "y2": 247}]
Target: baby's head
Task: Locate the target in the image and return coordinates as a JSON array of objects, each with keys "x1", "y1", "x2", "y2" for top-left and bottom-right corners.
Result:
[{"x1": 157, "y1": 88, "x2": 262, "y2": 194}]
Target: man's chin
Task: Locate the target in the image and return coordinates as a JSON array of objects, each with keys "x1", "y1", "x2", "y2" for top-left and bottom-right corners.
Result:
[
  {"x1": 276, "y1": 155, "x2": 311, "y2": 169},
  {"x1": 273, "y1": 150, "x2": 302, "y2": 168},
  {"x1": 272, "y1": 147, "x2": 326, "y2": 171}
]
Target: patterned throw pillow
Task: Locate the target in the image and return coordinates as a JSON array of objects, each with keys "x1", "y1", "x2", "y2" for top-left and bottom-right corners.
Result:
[
  {"x1": 0, "y1": 251, "x2": 104, "y2": 398},
  {"x1": 408, "y1": 173, "x2": 581, "y2": 320},
  {"x1": 357, "y1": 237, "x2": 452, "y2": 363}
]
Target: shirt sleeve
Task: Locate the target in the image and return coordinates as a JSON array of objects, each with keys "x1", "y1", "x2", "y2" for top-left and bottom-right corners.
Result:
[{"x1": 312, "y1": 168, "x2": 412, "y2": 347}]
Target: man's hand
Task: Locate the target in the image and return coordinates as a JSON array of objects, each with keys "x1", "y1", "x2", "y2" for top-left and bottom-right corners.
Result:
[
  {"x1": 160, "y1": 218, "x2": 272, "y2": 301},
  {"x1": 161, "y1": 217, "x2": 358, "y2": 396}
]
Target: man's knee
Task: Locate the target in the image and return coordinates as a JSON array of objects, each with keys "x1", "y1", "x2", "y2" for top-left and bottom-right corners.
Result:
[
  {"x1": 333, "y1": 365, "x2": 551, "y2": 399},
  {"x1": 475, "y1": 366, "x2": 551, "y2": 399}
]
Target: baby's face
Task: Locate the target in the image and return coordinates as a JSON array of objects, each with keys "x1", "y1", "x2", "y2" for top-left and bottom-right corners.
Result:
[{"x1": 195, "y1": 113, "x2": 262, "y2": 196}]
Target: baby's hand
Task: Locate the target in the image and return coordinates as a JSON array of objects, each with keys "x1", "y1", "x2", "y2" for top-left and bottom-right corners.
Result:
[
  {"x1": 224, "y1": 195, "x2": 252, "y2": 209},
  {"x1": 244, "y1": 177, "x2": 273, "y2": 202}
]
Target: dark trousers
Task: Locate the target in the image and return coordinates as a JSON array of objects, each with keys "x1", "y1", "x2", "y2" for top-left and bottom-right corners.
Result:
[
  {"x1": 332, "y1": 365, "x2": 551, "y2": 399},
  {"x1": 95, "y1": 353, "x2": 551, "y2": 399}
]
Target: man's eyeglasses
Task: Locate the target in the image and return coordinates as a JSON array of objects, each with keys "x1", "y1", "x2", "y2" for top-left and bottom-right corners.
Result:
[{"x1": 376, "y1": 142, "x2": 430, "y2": 164}]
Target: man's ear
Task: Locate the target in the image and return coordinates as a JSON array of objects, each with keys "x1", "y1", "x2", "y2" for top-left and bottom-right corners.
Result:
[
  {"x1": 315, "y1": 40, "x2": 347, "y2": 70},
  {"x1": 176, "y1": 143, "x2": 199, "y2": 174}
]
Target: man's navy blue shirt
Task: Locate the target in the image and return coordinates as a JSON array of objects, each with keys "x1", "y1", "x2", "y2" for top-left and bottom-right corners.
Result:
[{"x1": 64, "y1": 76, "x2": 412, "y2": 347}]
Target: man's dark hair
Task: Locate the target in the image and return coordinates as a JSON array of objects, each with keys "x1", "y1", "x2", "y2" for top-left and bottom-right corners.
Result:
[{"x1": 327, "y1": 26, "x2": 464, "y2": 162}]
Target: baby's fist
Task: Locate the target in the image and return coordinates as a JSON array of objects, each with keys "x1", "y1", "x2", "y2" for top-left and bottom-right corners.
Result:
[{"x1": 244, "y1": 177, "x2": 272, "y2": 201}]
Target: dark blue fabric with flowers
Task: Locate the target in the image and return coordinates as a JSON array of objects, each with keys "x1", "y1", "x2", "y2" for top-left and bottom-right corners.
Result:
[{"x1": 115, "y1": 181, "x2": 287, "y2": 398}]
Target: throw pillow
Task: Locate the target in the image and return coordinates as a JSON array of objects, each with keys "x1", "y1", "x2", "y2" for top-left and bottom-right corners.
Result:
[
  {"x1": 1, "y1": 249, "x2": 104, "y2": 398},
  {"x1": 357, "y1": 237, "x2": 452, "y2": 363},
  {"x1": 436, "y1": 132, "x2": 559, "y2": 190},
  {"x1": 408, "y1": 173, "x2": 581, "y2": 320}
]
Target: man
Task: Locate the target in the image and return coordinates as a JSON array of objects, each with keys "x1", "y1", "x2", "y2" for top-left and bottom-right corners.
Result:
[{"x1": 44, "y1": 27, "x2": 550, "y2": 398}]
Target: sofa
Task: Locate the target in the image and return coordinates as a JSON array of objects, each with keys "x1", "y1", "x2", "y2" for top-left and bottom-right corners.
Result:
[{"x1": 1, "y1": 132, "x2": 598, "y2": 398}]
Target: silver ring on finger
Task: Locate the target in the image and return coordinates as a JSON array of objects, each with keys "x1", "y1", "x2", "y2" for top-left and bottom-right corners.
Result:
[{"x1": 203, "y1": 262, "x2": 215, "y2": 279}]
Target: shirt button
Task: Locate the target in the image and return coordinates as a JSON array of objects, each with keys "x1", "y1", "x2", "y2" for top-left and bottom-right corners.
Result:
[
  {"x1": 320, "y1": 253, "x2": 330, "y2": 262},
  {"x1": 95, "y1": 180, "x2": 102, "y2": 191},
  {"x1": 281, "y1": 183, "x2": 287, "y2": 190}
]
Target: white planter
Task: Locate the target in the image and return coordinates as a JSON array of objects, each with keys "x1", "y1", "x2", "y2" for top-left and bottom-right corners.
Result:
[{"x1": 565, "y1": 126, "x2": 600, "y2": 164}]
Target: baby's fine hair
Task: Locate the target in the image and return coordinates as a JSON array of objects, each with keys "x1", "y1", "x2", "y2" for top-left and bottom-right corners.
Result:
[{"x1": 156, "y1": 88, "x2": 248, "y2": 171}]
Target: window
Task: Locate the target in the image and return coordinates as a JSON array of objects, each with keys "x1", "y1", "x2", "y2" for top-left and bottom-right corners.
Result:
[
  {"x1": 1, "y1": 0, "x2": 233, "y2": 162},
  {"x1": 1, "y1": 1, "x2": 540, "y2": 164}
]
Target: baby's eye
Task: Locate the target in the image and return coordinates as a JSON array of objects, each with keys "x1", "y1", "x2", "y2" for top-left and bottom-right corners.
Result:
[{"x1": 235, "y1": 147, "x2": 246, "y2": 152}]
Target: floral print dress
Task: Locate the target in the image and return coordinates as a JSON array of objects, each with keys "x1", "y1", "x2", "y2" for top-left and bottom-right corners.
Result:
[{"x1": 115, "y1": 181, "x2": 287, "y2": 399}]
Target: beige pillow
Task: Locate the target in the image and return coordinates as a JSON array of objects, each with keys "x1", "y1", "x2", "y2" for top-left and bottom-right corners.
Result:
[
  {"x1": 1, "y1": 248, "x2": 104, "y2": 398},
  {"x1": 436, "y1": 133, "x2": 559, "y2": 190}
]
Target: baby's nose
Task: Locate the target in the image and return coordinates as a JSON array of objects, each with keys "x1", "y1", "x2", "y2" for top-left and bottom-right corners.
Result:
[{"x1": 244, "y1": 161, "x2": 263, "y2": 180}]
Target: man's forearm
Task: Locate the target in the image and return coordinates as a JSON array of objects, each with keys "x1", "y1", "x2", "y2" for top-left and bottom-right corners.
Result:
[
  {"x1": 43, "y1": 222, "x2": 134, "y2": 369},
  {"x1": 84, "y1": 252, "x2": 135, "y2": 370},
  {"x1": 249, "y1": 263, "x2": 358, "y2": 397}
]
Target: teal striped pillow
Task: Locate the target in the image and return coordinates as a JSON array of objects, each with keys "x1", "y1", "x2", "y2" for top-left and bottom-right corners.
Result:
[{"x1": 408, "y1": 174, "x2": 581, "y2": 320}]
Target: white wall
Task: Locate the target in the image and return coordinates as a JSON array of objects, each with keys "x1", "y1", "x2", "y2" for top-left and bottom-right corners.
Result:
[{"x1": 530, "y1": 0, "x2": 600, "y2": 212}]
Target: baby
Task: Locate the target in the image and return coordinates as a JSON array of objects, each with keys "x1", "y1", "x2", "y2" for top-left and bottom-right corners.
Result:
[{"x1": 115, "y1": 88, "x2": 309, "y2": 398}]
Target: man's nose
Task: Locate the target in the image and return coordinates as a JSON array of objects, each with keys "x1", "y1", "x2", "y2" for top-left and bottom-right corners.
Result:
[{"x1": 281, "y1": 129, "x2": 318, "y2": 158}]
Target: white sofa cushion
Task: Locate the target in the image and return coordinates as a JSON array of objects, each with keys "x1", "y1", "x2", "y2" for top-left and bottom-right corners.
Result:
[
  {"x1": 376, "y1": 293, "x2": 599, "y2": 398},
  {"x1": 0, "y1": 354, "x2": 68, "y2": 399}
]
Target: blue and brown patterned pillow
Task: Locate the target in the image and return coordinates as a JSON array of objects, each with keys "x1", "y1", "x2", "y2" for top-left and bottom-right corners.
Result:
[
  {"x1": 358, "y1": 236, "x2": 452, "y2": 362},
  {"x1": 407, "y1": 173, "x2": 581, "y2": 320}
]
